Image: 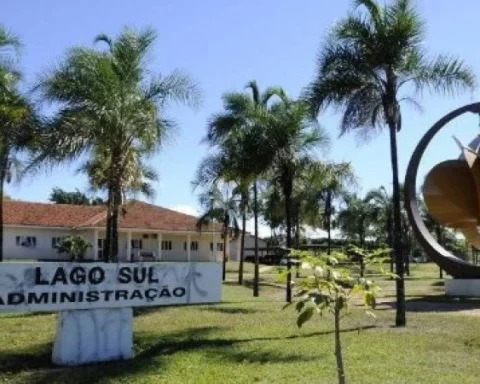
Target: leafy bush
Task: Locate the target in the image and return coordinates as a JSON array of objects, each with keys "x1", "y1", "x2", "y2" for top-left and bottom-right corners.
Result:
[{"x1": 56, "y1": 235, "x2": 92, "y2": 262}]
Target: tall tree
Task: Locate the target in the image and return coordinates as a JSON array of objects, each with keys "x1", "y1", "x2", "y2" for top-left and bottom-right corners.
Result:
[
  {"x1": 192, "y1": 153, "x2": 249, "y2": 284},
  {"x1": 305, "y1": 0, "x2": 475, "y2": 326},
  {"x1": 49, "y1": 187, "x2": 93, "y2": 205},
  {"x1": 310, "y1": 161, "x2": 356, "y2": 255},
  {"x1": 365, "y1": 186, "x2": 395, "y2": 270},
  {"x1": 0, "y1": 26, "x2": 37, "y2": 262},
  {"x1": 267, "y1": 99, "x2": 330, "y2": 302},
  {"x1": 196, "y1": 184, "x2": 240, "y2": 281},
  {"x1": 203, "y1": 81, "x2": 284, "y2": 296},
  {"x1": 35, "y1": 27, "x2": 199, "y2": 262},
  {"x1": 336, "y1": 193, "x2": 376, "y2": 248}
]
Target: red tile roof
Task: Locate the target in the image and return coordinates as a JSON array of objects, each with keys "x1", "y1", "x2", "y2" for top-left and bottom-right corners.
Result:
[{"x1": 3, "y1": 200, "x2": 217, "y2": 232}]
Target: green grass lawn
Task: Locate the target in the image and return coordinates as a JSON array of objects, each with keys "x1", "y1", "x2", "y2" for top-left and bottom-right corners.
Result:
[{"x1": 1, "y1": 263, "x2": 480, "y2": 383}]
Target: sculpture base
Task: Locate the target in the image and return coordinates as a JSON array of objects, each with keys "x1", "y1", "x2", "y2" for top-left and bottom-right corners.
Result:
[
  {"x1": 52, "y1": 308, "x2": 133, "y2": 366},
  {"x1": 445, "y1": 279, "x2": 480, "y2": 296}
]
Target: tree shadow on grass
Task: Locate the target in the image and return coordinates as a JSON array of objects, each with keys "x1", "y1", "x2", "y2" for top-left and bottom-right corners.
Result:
[
  {"x1": 198, "y1": 306, "x2": 263, "y2": 315},
  {"x1": 0, "y1": 343, "x2": 53, "y2": 375},
  {"x1": 16, "y1": 325, "x2": 333, "y2": 384},
  {"x1": 378, "y1": 295, "x2": 480, "y2": 313}
]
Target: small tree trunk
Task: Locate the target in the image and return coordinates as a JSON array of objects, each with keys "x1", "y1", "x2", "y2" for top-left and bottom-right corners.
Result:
[
  {"x1": 239, "y1": 205, "x2": 246, "y2": 285},
  {"x1": 253, "y1": 181, "x2": 260, "y2": 297},
  {"x1": 360, "y1": 259, "x2": 365, "y2": 278},
  {"x1": 388, "y1": 120, "x2": 406, "y2": 327},
  {"x1": 439, "y1": 268, "x2": 443, "y2": 279},
  {"x1": 334, "y1": 300, "x2": 346, "y2": 384}
]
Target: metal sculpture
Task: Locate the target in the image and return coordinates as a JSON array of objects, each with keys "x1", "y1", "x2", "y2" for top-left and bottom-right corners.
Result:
[{"x1": 405, "y1": 102, "x2": 480, "y2": 278}]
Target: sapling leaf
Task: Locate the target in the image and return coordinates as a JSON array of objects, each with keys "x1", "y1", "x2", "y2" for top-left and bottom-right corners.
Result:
[
  {"x1": 296, "y1": 300, "x2": 305, "y2": 313},
  {"x1": 297, "y1": 307, "x2": 315, "y2": 328}
]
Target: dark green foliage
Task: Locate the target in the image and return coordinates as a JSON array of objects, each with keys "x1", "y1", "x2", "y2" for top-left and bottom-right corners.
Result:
[
  {"x1": 56, "y1": 235, "x2": 92, "y2": 261},
  {"x1": 49, "y1": 187, "x2": 104, "y2": 205}
]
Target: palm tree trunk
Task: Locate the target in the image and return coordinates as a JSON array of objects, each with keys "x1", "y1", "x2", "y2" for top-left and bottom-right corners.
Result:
[
  {"x1": 222, "y1": 222, "x2": 227, "y2": 281},
  {"x1": 111, "y1": 187, "x2": 121, "y2": 262},
  {"x1": 388, "y1": 121, "x2": 406, "y2": 327},
  {"x1": 285, "y1": 184, "x2": 293, "y2": 304},
  {"x1": 103, "y1": 187, "x2": 113, "y2": 262},
  {"x1": 253, "y1": 180, "x2": 260, "y2": 297},
  {"x1": 239, "y1": 205, "x2": 246, "y2": 285},
  {"x1": 388, "y1": 212, "x2": 394, "y2": 273},
  {"x1": 326, "y1": 190, "x2": 332, "y2": 256},
  {"x1": 0, "y1": 149, "x2": 6, "y2": 263},
  {"x1": 295, "y1": 214, "x2": 300, "y2": 249}
]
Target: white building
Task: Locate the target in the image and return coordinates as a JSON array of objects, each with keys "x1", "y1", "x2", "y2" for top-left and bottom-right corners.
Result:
[
  {"x1": 4, "y1": 200, "x2": 223, "y2": 262},
  {"x1": 228, "y1": 232, "x2": 268, "y2": 261}
]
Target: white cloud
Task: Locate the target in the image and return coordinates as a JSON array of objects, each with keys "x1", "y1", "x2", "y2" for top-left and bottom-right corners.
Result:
[
  {"x1": 245, "y1": 219, "x2": 272, "y2": 239},
  {"x1": 169, "y1": 204, "x2": 200, "y2": 217}
]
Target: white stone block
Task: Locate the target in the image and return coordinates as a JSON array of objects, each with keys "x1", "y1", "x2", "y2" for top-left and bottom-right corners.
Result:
[
  {"x1": 445, "y1": 279, "x2": 480, "y2": 296},
  {"x1": 52, "y1": 308, "x2": 133, "y2": 365}
]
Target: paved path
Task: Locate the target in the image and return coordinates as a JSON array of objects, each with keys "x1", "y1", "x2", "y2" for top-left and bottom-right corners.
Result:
[{"x1": 259, "y1": 266, "x2": 273, "y2": 273}]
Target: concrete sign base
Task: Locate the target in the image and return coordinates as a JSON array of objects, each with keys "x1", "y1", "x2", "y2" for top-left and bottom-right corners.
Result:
[
  {"x1": 445, "y1": 279, "x2": 480, "y2": 296},
  {"x1": 52, "y1": 308, "x2": 133, "y2": 365}
]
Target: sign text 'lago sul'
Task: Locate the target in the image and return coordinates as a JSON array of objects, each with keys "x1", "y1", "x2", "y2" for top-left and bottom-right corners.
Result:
[{"x1": 0, "y1": 262, "x2": 222, "y2": 312}]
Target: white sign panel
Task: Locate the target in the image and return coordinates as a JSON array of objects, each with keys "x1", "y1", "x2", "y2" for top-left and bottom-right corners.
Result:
[{"x1": 0, "y1": 262, "x2": 222, "y2": 312}]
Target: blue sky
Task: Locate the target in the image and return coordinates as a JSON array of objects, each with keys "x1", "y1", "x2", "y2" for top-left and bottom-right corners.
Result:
[{"x1": 3, "y1": 1, "x2": 480, "y2": 235}]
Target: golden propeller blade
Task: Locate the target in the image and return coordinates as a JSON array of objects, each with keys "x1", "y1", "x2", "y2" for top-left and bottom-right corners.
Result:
[{"x1": 423, "y1": 160, "x2": 480, "y2": 229}]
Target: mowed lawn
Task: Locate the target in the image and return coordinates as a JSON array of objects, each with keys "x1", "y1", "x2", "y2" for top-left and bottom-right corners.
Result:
[{"x1": 1, "y1": 263, "x2": 480, "y2": 383}]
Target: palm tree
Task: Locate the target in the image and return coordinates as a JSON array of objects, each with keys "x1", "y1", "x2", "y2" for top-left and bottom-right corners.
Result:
[
  {"x1": 304, "y1": 0, "x2": 475, "y2": 326},
  {"x1": 0, "y1": 26, "x2": 38, "y2": 262},
  {"x1": 365, "y1": 186, "x2": 394, "y2": 269},
  {"x1": 192, "y1": 153, "x2": 250, "y2": 285},
  {"x1": 310, "y1": 161, "x2": 356, "y2": 255},
  {"x1": 196, "y1": 184, "x2": 240, "y2": 281},
  {"x1": 267, "y1": 99, "x2": 330, "y2": 302},
  {"x1": 336, "y1": 193, "x2": 376, "y2": 248},
  {"x1": 204, "y1": 81, "x2": 285, "y2": 297},
  {"x1": 34, "y1": 27, "x2": 199, "y2": 262}
]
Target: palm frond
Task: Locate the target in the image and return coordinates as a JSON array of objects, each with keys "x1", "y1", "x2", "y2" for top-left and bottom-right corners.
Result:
[
  {"x1": 410, "y1": 55, "x2": 475, "y2": 96},
  {"x1": 245, "y1": 80, "x2": 260, "y2": 105},
  {"x1": 145, "y1": 69, "x2": 201, "y2": 108},
  {"x1": 93, "y1": 33, "x2": 112, "y2": 48}
]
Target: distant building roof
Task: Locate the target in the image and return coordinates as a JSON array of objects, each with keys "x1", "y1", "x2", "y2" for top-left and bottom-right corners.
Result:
[{"x1": 4, "y1": 200, "x2": 220, "y2": 233}]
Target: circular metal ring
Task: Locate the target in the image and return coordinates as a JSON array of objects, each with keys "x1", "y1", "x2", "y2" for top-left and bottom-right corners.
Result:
[{"x1": 404, "y1": 102, "x2": 480, "y2": 278}]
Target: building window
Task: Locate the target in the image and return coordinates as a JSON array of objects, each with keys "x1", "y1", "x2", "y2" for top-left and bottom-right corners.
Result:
[
  {"x1": 52, "y1": 237, "x2": 62, "y2": 248},
  {"x1": 142, "y1": 234, "x2": 149, "y2": 239},
  {"x1": 210, "y1": 242, "x2": 213, "y2": 251},
  {"x1": 16, "y1": 236, "x2": 37, "y2": 248},
  {"x1": 217, "y1": 243, "x2": 224, "y2": 252},
  {"x1": 186, "y1": 241, "x2": 199, "y2": 251},
  {"x1": 98, "y1": 239, "x2": 104, "y2": 249},
  {"x1": 131, "y1": 239, "x2": 143, "y2": 249},
  {"x1": 161, "y1": 240, "x2": 172, "y2": 250}
]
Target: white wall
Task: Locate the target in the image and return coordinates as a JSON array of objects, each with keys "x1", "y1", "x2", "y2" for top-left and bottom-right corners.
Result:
[
  {"x1": 4, "y1": 227, "x2": 75, "y2": 261},
  {"x1": 228, "y1": 235, "x2": 267, "y2": 261},
  {"x1": 4, "y1": 226, "x2": 223, "y2": 262}
]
